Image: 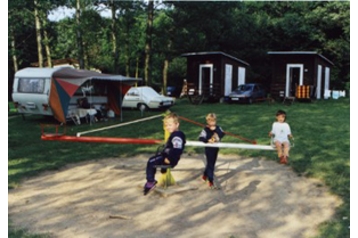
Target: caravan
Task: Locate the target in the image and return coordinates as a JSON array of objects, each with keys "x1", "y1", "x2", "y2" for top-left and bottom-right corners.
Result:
[{"x1": 12, "y1": 67, "x2": 140, "y2": 123}]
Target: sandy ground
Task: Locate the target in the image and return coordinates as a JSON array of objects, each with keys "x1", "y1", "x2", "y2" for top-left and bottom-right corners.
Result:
[{"x1": 8, "y1": 154, "x2": 342, "y2": 238}]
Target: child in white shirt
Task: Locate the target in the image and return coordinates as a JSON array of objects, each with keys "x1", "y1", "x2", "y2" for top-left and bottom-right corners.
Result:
[{"x1": 269, "y1": 110, "x2": 293, "y2": 164}]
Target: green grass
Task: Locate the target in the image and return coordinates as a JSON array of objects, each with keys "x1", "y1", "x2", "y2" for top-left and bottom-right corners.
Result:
[
  {"x1": 8, "y1": 101, "x2": 18, "y2": 116},
  {"x1": 8, "y1": 98, "x2": 350, "y2": 238}
]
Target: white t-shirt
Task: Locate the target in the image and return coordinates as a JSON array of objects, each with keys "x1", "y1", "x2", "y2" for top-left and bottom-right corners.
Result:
[{"x1": 271, "y1": 122, "x2": 291, "y2": 143}]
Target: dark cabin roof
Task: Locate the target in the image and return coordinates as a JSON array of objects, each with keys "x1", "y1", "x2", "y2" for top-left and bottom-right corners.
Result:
[
  {"x1": 181, "y1": 51, "x2": 250, "y2": 66},
  {"x1": 267, "y1": 51, "x2": 334, "y2": 66}
]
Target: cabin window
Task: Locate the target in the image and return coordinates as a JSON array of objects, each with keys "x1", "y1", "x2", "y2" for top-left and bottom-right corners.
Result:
[{"x1": 18, "y1": 78, "x2": 45, "y2": 93}]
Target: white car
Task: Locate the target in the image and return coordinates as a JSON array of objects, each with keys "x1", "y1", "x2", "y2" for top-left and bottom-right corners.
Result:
[{"x1": 122, "y1": 86, "x2": 175, "y2": 110}]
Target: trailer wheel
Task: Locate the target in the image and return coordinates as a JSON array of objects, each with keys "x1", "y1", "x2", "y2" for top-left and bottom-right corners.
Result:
[
  {"x1": 137, "y1": 103, "x2": 148, "y2": 111},
  {"x1": 188, "y1": 94, "x2": 205, "y2": 105}
]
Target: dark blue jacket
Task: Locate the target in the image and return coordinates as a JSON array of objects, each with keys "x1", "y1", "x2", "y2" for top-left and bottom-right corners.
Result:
[
  {"x1": 198, "y1": 125, "x2": 225, "y2": 149},
  {"x1": 161, "y1": 130, "x2": 186, "y2": 167}
]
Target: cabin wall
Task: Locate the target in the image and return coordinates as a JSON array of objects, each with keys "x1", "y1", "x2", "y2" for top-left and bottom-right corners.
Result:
[
  {"x1": 269, "y1": 54, "x2": 331, "y2": 99},
  {"x1": 313, "y1": 57, "x2": 332, "y2": 99},
  {"x1": 186, "y1": 55, "x2": 221, "y2": 86},
  {"x1": 219, "y1": 57, "x2": 245, "y2": 93},
  {"x1": 186, "y1": 55, "x2": 248, "y2": 97}
]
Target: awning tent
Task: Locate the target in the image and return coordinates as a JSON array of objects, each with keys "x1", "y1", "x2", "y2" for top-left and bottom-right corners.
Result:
[{"x1": 47, "y1": 67, "x2": 140, "y2": 123}]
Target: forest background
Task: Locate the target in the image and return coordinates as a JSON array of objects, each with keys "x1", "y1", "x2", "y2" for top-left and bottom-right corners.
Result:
[{"x1": 8, "y1": 0, "x2": 350, "y2": 99}]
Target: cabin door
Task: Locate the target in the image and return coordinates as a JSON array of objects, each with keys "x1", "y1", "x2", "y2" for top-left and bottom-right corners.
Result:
[
  {"x1": 224, "y1": 64, "x2": 233, "y2": 96},
  {"x1": 317, "y1": 65, "x2": 322, "y2": 99},
  {"x1": 238, "y1": 67, "x2": 246, "y2": 86},
  {"x1": 286, "y1": 64, "x2": 303, "y2": 97},
  {"x1": 199, "y1": 64, "x2": 213, "y2": 95},
  {"x1": 324, "y1": 67, "x2": 330, "y2": 90}
]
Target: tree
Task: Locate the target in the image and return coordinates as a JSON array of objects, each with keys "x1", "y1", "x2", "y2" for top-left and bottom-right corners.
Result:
[
  {"x1": 144, "y1": 0, "x2": 154, "y2": 85},
  {"x1": 75, "y1": 0, "x2": 85, "y2": 69},
  {"x1": 31, "y1": 0, "x2": 60, "y2": 68},
  {"x1": 8, "y1": 0, "x2": 32, "y2": 72},
  {"x1": 33, "y1": 0, "x2": 68, "y2": 67},
  {"x1": 152, "y1": 9, "x2": 175, "y2": 94},
  {"x1": 118, "y1": 1, "x2": 146, "y2": 77},
  {"x1": 80, "y1": 9, "x2": 107, "y2": 69},
  {"x1": 42, "y1": 18, "x2": 53, "y2": 67},
  {"x1": 304, "y1": 1, "x2": 350, "y2": 89},
  {"x1": 34, "y1": 0, "x2": 44, "y2": 67},
  {"x1": 110, "y1": 0, "x2": 119, "y2": 73},
  {"x1": 9, "y1": 31, "x2": 18, "y2": 72}
]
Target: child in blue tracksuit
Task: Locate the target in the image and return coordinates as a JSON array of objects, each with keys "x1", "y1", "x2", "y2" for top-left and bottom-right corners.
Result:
[
  {"x1": 198, "y1": 113, "x2": 225, "y2": 188},
  {"x1": 143, "y1": 113, "x2": 186, "y2": 195}
]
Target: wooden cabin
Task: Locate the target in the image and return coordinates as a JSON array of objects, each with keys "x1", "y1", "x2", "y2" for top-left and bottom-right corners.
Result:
[
  {"x1": 267, "y1": 51, "x2": 334, "y2": 100},
  {"x1": 181, "y1": 51, "x2": 250, "y2": 104}
]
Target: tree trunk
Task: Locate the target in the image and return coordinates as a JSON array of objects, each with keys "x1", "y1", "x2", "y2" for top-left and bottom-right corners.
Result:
[
  {"x1": 84, "y1": 43, "x2": 89, "y2": 70},
  {"x1": 111, "y1": 0, "x2": 119, "y2": 74},
  {"x1": 144, "y1": 0, "x2": 154, "y2": 85},
  {"x1": 125, "y1": 42, "x2": 130, "y2": 77},
  {"x1": 41, "y1": 15, "x2": 52, "y2": 68},
  {"x1": 162, "y1": 58, "x2": 169, "y2": 95},
  {"x1": 9, "y1": 30, "x2": 18, "y2": 72},
  {"x1": 34, "y1": 0, "x2": 43, "y2": 67},
  {"x1": 124, "y1": 23, "x2": 130, "y2": 77},
  {"x1": 163, "y1": 36, "x2": 173, "y2": 95},
  {"x1": 43, "y1": 29, "x2": 52, "y2": 67},
  {"x1": 76, "y1": 0, "x2": 84, "y2": 69},
  {"x1": 135, "y1": 56, "x2": 139, "y2": 79}
]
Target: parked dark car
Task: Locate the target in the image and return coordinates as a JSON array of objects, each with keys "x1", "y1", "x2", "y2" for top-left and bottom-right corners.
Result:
[
  {"x1": 166, "y1": 86, "x2": 181, "y2": 98},
  {"x1": 227, "y1": 83, "x2": 267, "y2": 104}
]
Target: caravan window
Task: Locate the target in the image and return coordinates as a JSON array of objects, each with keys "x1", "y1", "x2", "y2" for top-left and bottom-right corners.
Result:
[{"x1": 18, "y1": 78, "x2": 45, "y2": 93}]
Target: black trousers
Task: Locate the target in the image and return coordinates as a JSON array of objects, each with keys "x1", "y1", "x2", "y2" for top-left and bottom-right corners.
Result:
[{"x1": 203, "y1": 148, "x2": 219, "y2": 183}]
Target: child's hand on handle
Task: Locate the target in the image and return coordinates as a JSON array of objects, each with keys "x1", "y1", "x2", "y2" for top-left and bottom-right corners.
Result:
[
  {"x1": 164, "y1": 158, "x2": 170, "y2": 164},
  {"x1": 209, "y1": 133, "x2": 219, "y2": 143}
]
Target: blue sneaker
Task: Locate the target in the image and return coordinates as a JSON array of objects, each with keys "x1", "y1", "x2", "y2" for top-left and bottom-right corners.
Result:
[{"x1": 143, "y1": 181, "x2": 157, "y2": 195}]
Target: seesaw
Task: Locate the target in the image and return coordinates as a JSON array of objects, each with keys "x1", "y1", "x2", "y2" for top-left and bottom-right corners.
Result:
[
  {"x1": 41, "y1": 134, "x2": 274, "y2": 150},
  {"x1": 40, "y1": 113, "x2": 274, "y2": 150},
  {"x1": 185, "y1": 141, "x2": 274, "y2": 150}
]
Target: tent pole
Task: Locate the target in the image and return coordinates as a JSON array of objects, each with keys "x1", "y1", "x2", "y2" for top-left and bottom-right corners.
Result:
[
  {"x1": 90, "y1": 78, "x2": 93, "y2": 125},
  {"x1": 120, "y1": 82, "x2": 123, "y2": 122}
]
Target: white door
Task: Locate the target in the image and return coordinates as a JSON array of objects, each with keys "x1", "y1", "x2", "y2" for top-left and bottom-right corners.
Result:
[
  {"x1": 286, "y1": 64, "x2": 303, "y2": 97},
  {"x1": 199, "y1": 64, "x2": 213, "y2": 95},
  {"x1": 238, "y1": 67, "x2": 246, "y2": 86},
  {"x1": 324, "y1": 67, "x2": 330, "y2": 91},
  {"x1": 317, "y1": 65, "x2": 322, "y2": 99},
  {"x1": 323, "y1": 67, "x2": 331, "y2": 99},
  {"x1": 224, "y1": 64, "x2": 233, "y2": 96}
]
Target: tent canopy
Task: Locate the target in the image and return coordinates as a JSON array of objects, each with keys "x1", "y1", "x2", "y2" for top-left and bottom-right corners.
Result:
[{"x1": 45, "y1": 67, "x2": 141, "y2": 123}]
